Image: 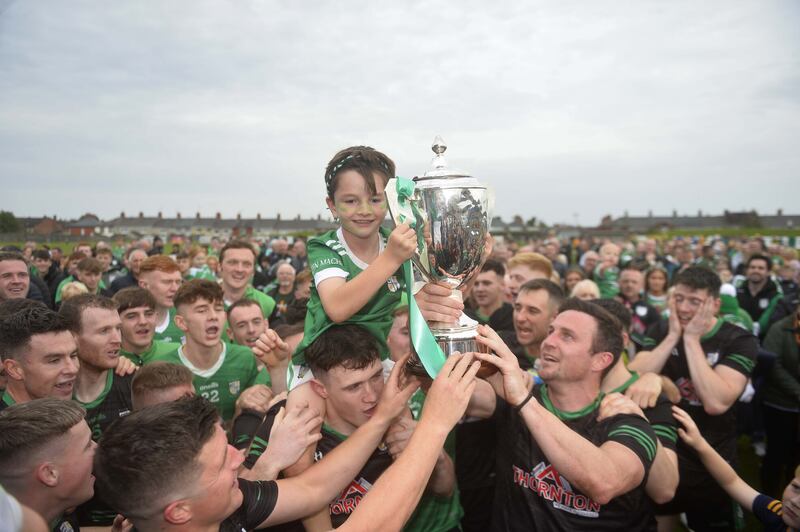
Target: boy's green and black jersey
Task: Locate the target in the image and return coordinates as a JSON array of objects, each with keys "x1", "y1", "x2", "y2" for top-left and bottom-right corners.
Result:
[
  {"x1": 75, "y1": 371, "x2": 133, "y2": 526},
  {"x1": 153, "y1": 307, "x2": 184, "y2": 344},
  {"x1": 492, "y1": 385, "x2": 658, "y2": 531},
  {"x1": 292, "y1": 227, "x2": 403, "y2": 365},
  {"x1": 120, "y1": 340, "x2": 180, "y2": 366},
  {"x1": 608, "y1": 372, "x2": 679, "y2": 451},
  {"x1": 150, "y1": 342, "x2": 269, "y2": 421},
  {"x1": 642, "y1": 318, "x2": 758, "y2": 467},
  {"x1": 594, "y1": 264, "x2": 620, "y2": 299}
]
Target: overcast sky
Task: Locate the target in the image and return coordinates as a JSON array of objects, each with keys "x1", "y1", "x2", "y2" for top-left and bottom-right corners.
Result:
[{"x1": 1, "y1": 0, "x2": 798, "y2": 226}]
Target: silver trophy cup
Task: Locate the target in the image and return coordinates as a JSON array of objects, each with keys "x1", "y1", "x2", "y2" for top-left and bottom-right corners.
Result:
[{"x1": 386, "y1": 137, "x2": 493, "y2": 376}]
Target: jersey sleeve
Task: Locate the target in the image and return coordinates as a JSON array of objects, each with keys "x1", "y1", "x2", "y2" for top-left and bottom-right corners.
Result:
[
  {"x1": 717, "y1": 327, "x2": 759, "y2": 377},
  {"x1": 751, "y1": 493, "x2": 785, "y2": 528},
  {"x1": 308, "y1": 238, "x2": 349, "y2": 286},
  {"x1": 237, "y1": 478, "x2": 279, "y2": 529},
  {"x1": 231, "y1": 409, "x2": 263, "y2": 450},
  {"x1": 243, "y1": 400, "x2": 285, "y2": 469},
  {"x1": 605, "y1": 413, "x2": 658, "y2": 475},
  {"x1": 643, "y1": 395, "x2": 679, "y2": 451}
]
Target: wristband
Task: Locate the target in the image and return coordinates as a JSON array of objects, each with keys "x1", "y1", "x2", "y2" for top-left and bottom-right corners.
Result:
[{"x1": 514, "y1": 388, "x2": 535, "y2": 413}]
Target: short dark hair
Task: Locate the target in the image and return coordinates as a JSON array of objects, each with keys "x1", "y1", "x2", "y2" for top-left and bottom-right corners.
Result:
[
  {"x1": 558, "y1": 298, "x2": 623, "y2": 377},
  {"x1": 672, "y1": 265, "x2": 722, "y2": 298},
  {"x1": 0, "y1": 251, "x2": 27, "y2": 266},
  {"x1": 325, "y1": 146, "x2": 396, "y2": 199},
  {"x1": 284, "y1": 297, "x2": 309, "y2": 325},
  {"x1": 173, "y1": 279, "x2": 223, "y2": 309},
  {"x1": 590, "y1": 298, "x2": 632, "y2": 332},
  {"x1": 113, "y1": 287, "x2": 156, "y2": 314},
  {"x1": 59, "y1": 294, "x2": 118, "y2": 334},
  {"x1": 480, "y1": 258, "x2": 506, "y2": 277},
  {"x1": 226, "y1": 298, "x2": 261, "y2": 319},
  {"x1": 273, "y1": 322, "x2": 305, "y2": 340},
  {"x1": 0, "y1": 399, "x2": 86, "y2": 481},
  {"x1": 746, "y1": 253, "x2": 772, "y2": 271},
  {"x1": 31, "y1": 249, "x2": 51, "y2": 261},
  {"x1": 305, "y1": 324, "x2": 380, "y2": 375},
  {"x1": 518, "y1": 279, "x2": 565, "y2": 313},
  {"x1": 0, "y1": 298, "x2": 46, "y2": 319},
  {"x1": 132, "y1": 362, "x2": 194, "y2": 409},
  {"x1": 94, "y1": 396, "x2": 219, "y2": 520},
  {"x1": 219, "y1": 240, "x2": 256, "y2": 264},
  {"x1": 94, "y1": 247, "x2": 113, "y2": 257},
  {"x1": 0, "y1": 306, "x2": 71, "y2": 361}
]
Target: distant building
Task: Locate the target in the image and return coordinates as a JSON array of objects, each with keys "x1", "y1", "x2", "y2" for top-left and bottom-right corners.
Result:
[{"x1": 595, "y1": 209, "x2": 800, "y2": 236}]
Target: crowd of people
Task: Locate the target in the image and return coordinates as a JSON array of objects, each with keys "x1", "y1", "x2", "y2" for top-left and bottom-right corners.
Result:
[{"x1": 1, "y1": 145, "x2": 799, "y2": 531}]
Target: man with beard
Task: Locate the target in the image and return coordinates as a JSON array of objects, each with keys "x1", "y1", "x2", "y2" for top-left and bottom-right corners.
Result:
[{"x1": 736, "y1": 254, "x2": 783, "y2": 337}]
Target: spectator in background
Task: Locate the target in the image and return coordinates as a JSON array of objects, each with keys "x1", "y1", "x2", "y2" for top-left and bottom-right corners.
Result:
[
  {"x1": 505, "y1": 252, "x2": 553, "y2": 302},
  {"x1": 571, "y1": 279, "x2": 600, "y2": 301},
  {"x1": 579, "y1": 249, "x2": 599, "y2": 280},
  {"x1": 760, "y1": 305, "x2": 800, "y2": 498},
  {"x1": 109, "y1": 247, "x2": 147, "y2": 295},
  {"x1": 467, "y1": 259, "x2": 513, "y2": 332},
  {"x1": 0, "y1": 252, "x2": 36, "y2": 304},
  {"x1": 736, "y1": 254, "x2": 783, "y2": 338},
  {"x1": 645, "y1": 266, "x2": 669, "y2": 312},
  {"x1": 60, "y1": 281, "x2": 89, "y2": 302},
  {"x1": 290, "y1": 239, "x2": 308, "y2": 272},
  {"x1": 266, "y1": 262, "x2": 297, "y2": 321},
  {"x1": 563, "y1": 266, "x2": 585, "y2": 295}
]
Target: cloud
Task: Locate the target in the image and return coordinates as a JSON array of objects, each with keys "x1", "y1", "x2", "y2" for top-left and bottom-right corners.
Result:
[{"x1": 0, "y1": 0, "x2": 798, "y2": 227}]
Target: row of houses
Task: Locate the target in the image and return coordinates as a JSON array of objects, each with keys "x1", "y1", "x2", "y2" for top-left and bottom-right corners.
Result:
[{"x1": 11, "y1": 209, "x2": 800, "y2": 242}]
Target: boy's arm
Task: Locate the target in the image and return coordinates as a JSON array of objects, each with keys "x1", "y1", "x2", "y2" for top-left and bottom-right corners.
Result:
[
  {"x1": 672, "y1": 406, "x2": 759, "y2": 510},
  {"x1": 316, "y1": 224, "x2": 415, "y2": 323}
]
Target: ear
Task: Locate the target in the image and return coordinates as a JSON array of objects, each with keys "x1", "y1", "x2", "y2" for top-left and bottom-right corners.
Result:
[
  {"x1": 3, "y1": 358, "x2": 24, "y2": 381},
  {"x1": 35, "y1": 462, "x2": 59, "y2": 488},
  {"x1": 309, "y1": 378, "x2": 328, "y2": 400},
  {"x1": 226, "y1": 326, "x2": 234, "y2": 341},
  {"x1": 174, "y1": 313, "x2": 188, "y2": 333},
  {"x1": 591, "y1": 351, "x2": 614, "y2": 375},
  {"x1": 712, "y1": 297, "x2": 722, "y2": 315},
  {"x1": 325, "y1": 197, "x2": 337, "y2": 219},
  {"x1": 138, "y1": 278, "x2": 147, "y2": 289},
  {"x1": 163, "y1": 499, "x2": 193, "y2": 525}
]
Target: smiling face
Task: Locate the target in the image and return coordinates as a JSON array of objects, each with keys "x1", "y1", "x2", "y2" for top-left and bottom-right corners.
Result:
[
  {"x1": 227, "y1": 304, "x2": 266, "y2": 348},
  {"x1": 176, "y1": 297, "x2": 224, "y2": 348},
  {"x1": 0, "y1": 259, "x2": 30, "y2": 300},
  {"x1": 172, "y1": 423, "x2": 244, "y2": 526},
  {"x1": 4, "y1": 331, "x2": 80, "y2": 400},
  {"x1": 315, "y1": 358, "x2": 384, "y2": 434},
  {"x1": 326, "y1": 170, "x2": 389, "y2": 242},
  {"x1": 539, "y1": 310, "x2": 610, "y2": 386},
  {"x1": 219, "y1": 248, "x2": 255, "y2": 292},
  {"x1": 76, "y1": 307, "x2": 123, "y2": 371},
  {"x1": 119, "y1": 305, "x2": 156, "y2": 353}
]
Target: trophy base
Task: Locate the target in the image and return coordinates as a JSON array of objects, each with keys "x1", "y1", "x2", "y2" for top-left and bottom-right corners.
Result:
[{"x1": 405, "y1": 322, "x2": 498, "y2": 379}]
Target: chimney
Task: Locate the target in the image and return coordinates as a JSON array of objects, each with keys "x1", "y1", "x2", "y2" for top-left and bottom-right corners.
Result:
[
  {"x1": 139, "y1": 212, "x2": 144, "y2": 219},
  {"x1": 648, "y1": 210, "x2": 652, "y2": 218},
  {"x1": 176, "y1": 212, "x2": 181, "y2": 219},
  {"x1": 778, "y1": 208, "x2": 783, "y2": 216},
  {"x1": 120, "y1": 211, "x2": 125, "y2": 219},
  {"x1": 256, "y1": 213, "x2": 261, "y2": 220},
  {"x1": 277, "y1": 213, "x2": 281, "y2": 220},
  {"x1": 236, "y1": 213, "x2": 241, "y2": 221},
  {"x1": 157, "y1": 211, "x2": 163, "y2": 219},
  {"x1": 196, "y1": 212, "x2": 201, "y2": 219},
  {"x1": 698, "y1": 210, "x2": 702, "y2": 217},
  {"x1": 624, "y1": 210, "x2": 629, "y2": 218},
  {"x1": 672, "y1": 209, "x2": 677, "y2": 218},
  {"x1": 317, "y1": 213, "x2": 321, "y2": 220},
  {"x1": 296, "y1": 214, "x2": 301, "y2": 220},
  {"x1": 215, "y1": 212, "x2": 221, "y2": 220}
]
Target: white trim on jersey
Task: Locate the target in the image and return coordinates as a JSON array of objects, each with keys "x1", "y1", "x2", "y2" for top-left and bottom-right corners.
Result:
[
  {"x1": 314, "y1": 267, "x2": 350, "y2": 287},
  {"x1": 335, "y1": 227, "x2": 385, "y2": 271},
  {"x1": 178, "y1": 343, "x2": 227, "y2": 378}
]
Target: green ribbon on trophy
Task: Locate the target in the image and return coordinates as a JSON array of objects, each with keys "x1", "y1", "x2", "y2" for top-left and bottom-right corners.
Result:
[{"x1": 395, "y1": 177, "x2": 447, "y2": 378}]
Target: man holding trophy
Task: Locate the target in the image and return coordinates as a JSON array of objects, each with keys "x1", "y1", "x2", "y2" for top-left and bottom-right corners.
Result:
[{"x1": 386, "y1": 138, "x2": 660, "y2": 531}]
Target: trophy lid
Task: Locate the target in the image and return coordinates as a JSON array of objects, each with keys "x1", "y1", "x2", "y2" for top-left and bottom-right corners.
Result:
[{"x1": 416, "y1": 136, "x2": 472, "y2": 181}]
